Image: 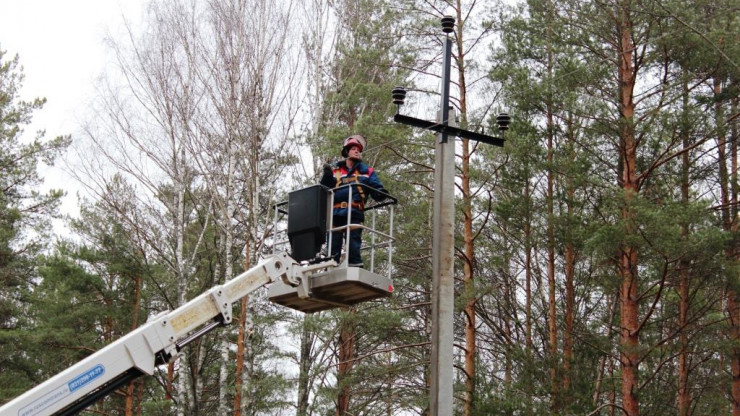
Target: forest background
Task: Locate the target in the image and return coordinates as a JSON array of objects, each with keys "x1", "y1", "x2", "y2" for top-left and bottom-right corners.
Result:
[{"x1": 1, "y1": 0, "x2": 740, "y2": 415}]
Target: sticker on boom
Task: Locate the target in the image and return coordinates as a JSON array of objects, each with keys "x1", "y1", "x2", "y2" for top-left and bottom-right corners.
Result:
[
  {"x1": 19, "y1": 365, "x2": 105, "y2": 416},
  {"x1": 68, "y1": 365, "x2": 105, "y2": 392}
]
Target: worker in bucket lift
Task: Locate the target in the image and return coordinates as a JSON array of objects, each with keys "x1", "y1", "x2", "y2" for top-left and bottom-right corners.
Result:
[{"x1": 320, "y1": 134, "x2": 387, "y2": 268}]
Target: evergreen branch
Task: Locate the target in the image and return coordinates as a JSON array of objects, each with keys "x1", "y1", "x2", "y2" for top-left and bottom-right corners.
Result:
[
  {"x1": 586, "y1": 403, "x2": 629, "y2": 416},
  {"x1": 395, "y1": 301, "x2": 431, "y2": 310},
  {"x1": 333, "y1": 342, "x2": 431, "y2": 368},
  {"x1": 657, "y1": 2, "x2": 740, "y2": 72},
  {"x1": 472, "y1": 201, "x2": 493, "y2": 242},
  {"x1": 636, "y1": 132, "x2": 712, "y2": 188}
]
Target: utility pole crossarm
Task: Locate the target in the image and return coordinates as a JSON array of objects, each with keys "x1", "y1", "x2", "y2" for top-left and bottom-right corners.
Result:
[{"x1": 392, "y1": 114, "x2": 505, "y2": 147}]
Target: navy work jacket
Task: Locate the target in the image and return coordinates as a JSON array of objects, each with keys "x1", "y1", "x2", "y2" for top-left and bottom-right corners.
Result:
[{"x1": 320, "y1": 160, "x2": 386, "y2": 221}]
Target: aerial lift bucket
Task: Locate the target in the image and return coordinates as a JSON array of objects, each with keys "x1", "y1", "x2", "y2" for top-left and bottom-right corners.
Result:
[{"x1": 267, "y1": 184, "x2": 397, "y2": 312}]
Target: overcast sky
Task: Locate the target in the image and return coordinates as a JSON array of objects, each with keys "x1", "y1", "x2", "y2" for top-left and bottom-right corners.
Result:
[{"x1": 0, "y1": 0, "x2": 145, "y2": 217}]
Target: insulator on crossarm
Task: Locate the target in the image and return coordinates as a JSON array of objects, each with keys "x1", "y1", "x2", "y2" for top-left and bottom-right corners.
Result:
[
  {"x1": 392, "y1": 86, "x2": 406, "y2": 106},
  {"x1": 496, "y1": 113, "x2": 511, "y2": 132},
  {"x1": 441, "y1": 16, "x2": 455, "y2": 34}
]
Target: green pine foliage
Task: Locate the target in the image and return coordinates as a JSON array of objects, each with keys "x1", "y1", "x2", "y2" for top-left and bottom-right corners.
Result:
[
  {"x1": 304, "y1": 1, "x2": 432, "y2": 414},
  {"x1": 5, "y1": 0, "x2": 740, "y2": 414},
  {"x1": 0, "y1": 48, "x2": 69, "y2": 403}
]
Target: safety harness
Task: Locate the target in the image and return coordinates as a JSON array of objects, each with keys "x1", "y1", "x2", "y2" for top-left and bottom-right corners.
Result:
[{"x1": 333, "y1": 166, "x2": 367, "y2": 211}]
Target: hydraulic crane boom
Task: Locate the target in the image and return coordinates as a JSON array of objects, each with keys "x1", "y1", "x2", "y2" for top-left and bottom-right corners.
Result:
[
  {"x1": 2, "y1": 182, "x2": 398, "y2": 416},
  {"x1": 1, "y1": 252, "x2": 311, "y2": 416}
]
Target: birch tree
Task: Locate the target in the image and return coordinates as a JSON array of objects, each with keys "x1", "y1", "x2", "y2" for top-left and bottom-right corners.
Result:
[
  {"x1": 71, "y1": 1, "x2": 210, "y2": 413},
  {"x1": 188, "y1": 0, "x2": 302, "y2": 413}
]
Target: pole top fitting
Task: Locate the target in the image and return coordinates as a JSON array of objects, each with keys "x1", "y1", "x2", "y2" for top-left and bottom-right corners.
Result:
[
  {"x1": 441, "y1": 16, "x2": 455, "y2": 34},
  {"x1": 392, "y1": 86, "x2": 407, "y2": 106},
  {"x1": 496, "y1": 113, "x2": 511, "y2": 131}
]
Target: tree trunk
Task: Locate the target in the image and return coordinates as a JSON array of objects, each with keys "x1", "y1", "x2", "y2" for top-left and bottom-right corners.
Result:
[
  {"x1": 619, "y1": 164, "x2": 640, "y2": 416},
  {"x1": 523, "y1": 178, "x2": 534, "y2": 415},
  {"x1": 234, "y1": 248, "x2": 250, "y2": 415},
  {"x1": 544, "y1": 2, "x2": 559, "y2": 410},
  {"x1": 242, "y1": 303, "x2": 256, "y2": 415},
  {"x1": 562, "y1": 224, "x2": 575, "y2": 398},
  {"x1": 592, "y1": 294, "x2": 614, "y2": 405},
  {"x1": 234, "y1": 296, "x2": 248, "y2": 416},
  {"x1": 677, "y1": 73, "x2": 692, "y2": 416},
  {"x1": 609, "y1": 357, "x2": 617, "y2": 416},
  {"x1": 617, "y1": 2, "x2": 640, "y2": 414},
  {"x1": 297, "y1": 316, "x2": 312, "y2": 416},
  {"x1": 220, "y1": 147, "x2": 237, "y2": 415},
  {"x1": 714, "y1": 77, "x2": 740, "y2": 416},
  {"x1": 498, "y1": 222, "x2": 514, "y2": 385},
  {"x1": 239, "y1": 123, "x2": 261, "y2": 415},
  {"x1": 386, "y1": 349, "x2": 393, "y2": 416},
  {"x1": 524, "y1": 180, "x2": 533, "y2": 356},
  {"x1": 546, "y1": 89, "x2": 558, "y2": 416},
  {"x1": 218, "y1": 337, "x2": 230, "y2": 415},
  {"x1": 732, "y1": 94, "x2": 738, "y2": 219},
  {"x1": 219, "y1": 228, "x2": 232, "y2": 416},
  {"x1": 730, "y1": 289, "x2": 740, "y2": 416},
  {"x1": 453, "y1": 6, "x2": 477, "y2": 414},
  {"x1": 125, "y1": 382, "x2": 135, "y2": 416},
  {"x1": 503, "y1": 250, "x2": 514, "y2": 385},
  {"x1": 336, "y1": 309, "x2": 356, "y2": 415},
  {"x1": 733, "y1": 91, "x2": 740, "y2": 416},
  {"x1": 678, "y1": 264, "x2": 690, "y2": 416},
  {"x1": 167, "y1": 362, "x2": 175, "y2": 402},
  {"x1": 175, "y1": 139, "x2": 190, "y2": 416},
  {"x1": 125, "y1": 274, "x2": 142, "y2": 416},
  {"x1": 561, "y1": 123, "x2": 578, "y2": 400}
]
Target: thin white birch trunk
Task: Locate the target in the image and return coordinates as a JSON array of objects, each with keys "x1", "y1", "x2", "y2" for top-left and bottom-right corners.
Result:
[
  {"x1": 219, "y1": 149, "x2": 236, "y2": 416},
  {"x1": 176, "y1": 144, "x2": 190, "y2": 416}
]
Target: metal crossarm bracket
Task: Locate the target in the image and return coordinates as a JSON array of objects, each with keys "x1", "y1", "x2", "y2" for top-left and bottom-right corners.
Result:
[{"x1": 393, "y1": 114, "x2": 505, "y2": 147}]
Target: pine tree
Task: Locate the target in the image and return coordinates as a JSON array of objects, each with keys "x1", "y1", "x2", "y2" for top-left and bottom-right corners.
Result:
[
  {"x1": 31, "y1": 197, "x2": 153, "y2": 414},
  {"x1": 303, "y1": 1, "x2": 421, "y2": 414},
  {"x1": 485, "y1": 0, "x2": 740, "y2": 414},
  {"x1": 0, "y1": 49, "x2": 69, "y2": 403}
]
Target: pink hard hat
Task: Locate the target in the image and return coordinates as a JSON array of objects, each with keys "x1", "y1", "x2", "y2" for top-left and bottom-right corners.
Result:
[{"x1": 341, "y1": 135, "x2": 366, "y2": 157}]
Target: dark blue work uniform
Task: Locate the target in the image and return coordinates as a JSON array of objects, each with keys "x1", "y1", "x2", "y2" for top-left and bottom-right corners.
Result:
[{"x1": 320, "y1": 160, "x2": 386, "y2": 266}]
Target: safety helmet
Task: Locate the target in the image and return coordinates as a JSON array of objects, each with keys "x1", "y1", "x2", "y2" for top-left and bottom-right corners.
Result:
[{"x1": 341, "y1": 134, "x2": 367, "y2": 157}]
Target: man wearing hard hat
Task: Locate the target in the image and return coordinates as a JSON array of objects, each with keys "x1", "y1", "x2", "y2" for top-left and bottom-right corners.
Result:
[{"x1": 320, "y1": 135, "x2": 387, "y2": 268}]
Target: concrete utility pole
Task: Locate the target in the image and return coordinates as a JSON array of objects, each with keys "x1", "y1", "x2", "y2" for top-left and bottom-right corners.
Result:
[
  {"x1": 429, "y1": 31, "x2": 455, "y2": 414},
  {"x1": 391, "y1": 15, "x2": 510, "y2": 415}
]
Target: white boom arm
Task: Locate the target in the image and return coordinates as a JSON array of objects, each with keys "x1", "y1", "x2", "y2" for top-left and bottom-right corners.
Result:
[{"x1": 1, "y1": 252, "x2": 312, "y2": 416}]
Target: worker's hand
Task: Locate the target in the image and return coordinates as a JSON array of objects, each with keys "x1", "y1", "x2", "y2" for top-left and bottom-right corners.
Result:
[
  {"x1": 321, "y1": 163, "x2": 334, "y2": 183},
  {"x1": 373, "y1": 191, "x2": 387, "y2": 202}
]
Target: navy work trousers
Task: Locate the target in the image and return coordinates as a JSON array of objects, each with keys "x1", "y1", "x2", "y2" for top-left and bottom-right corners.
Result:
[{"x1": 330, "y1": 215, "x2": 363, "y2": 266}]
